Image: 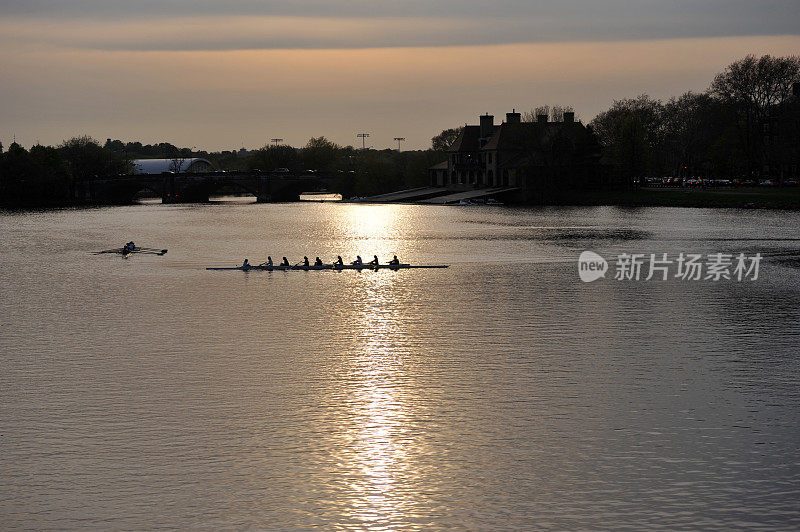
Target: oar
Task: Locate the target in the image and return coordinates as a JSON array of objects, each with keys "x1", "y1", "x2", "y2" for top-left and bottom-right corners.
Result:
[
  {"x1": 93, "y1": 248, "x2": 125, "y2": 255},
  {"x1": 132, "y1": 249, "x2": 167, "y2": 256},
  {"x1": 131, "y1": 247, "x2": 168, "y2": 254},
  {"x1": 92, "y1": 247, "x2": 166, "y2": 255}
]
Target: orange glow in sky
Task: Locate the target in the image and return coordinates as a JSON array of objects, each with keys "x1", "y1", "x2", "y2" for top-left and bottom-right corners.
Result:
[{"x1": 1, "y1": 10, "x2": 798, "y2": 150}]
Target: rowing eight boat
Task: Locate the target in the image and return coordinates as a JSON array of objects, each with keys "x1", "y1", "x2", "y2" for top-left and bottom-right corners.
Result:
[{"x1": 206, "y1": 263, "x2": 448, "y2": 271}]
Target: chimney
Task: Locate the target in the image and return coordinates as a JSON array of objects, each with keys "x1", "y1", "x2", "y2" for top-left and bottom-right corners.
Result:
[
  {"x1": 537, "y1": 114, "x2": 548, "y2": 123},
  {"x1": 564, "y1": 111, "x2": 575, "y2": 123},
  {"x1": 480, "y1": 113, "x2": 494, "y2": 139},
  {"x1": 506, "y1": 108, "x2": 521, "y2": 125}
]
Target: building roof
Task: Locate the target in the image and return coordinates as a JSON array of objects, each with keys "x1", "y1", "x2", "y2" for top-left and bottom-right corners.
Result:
[
  {"x1": 132, "y1": 158, "x2": 213, "y2": 174},
  {"x1": 482, "y1": 121, "x2": 587, "y2": 152},
  {"x1": 447, "y1": 126, "x2": 481, "y2": 152},
  {"x1": 429, "y1": 160, "x2": 449, "y2": 170}
]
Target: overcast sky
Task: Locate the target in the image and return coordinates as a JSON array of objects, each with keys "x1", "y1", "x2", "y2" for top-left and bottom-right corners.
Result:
[{"x1": 2, "y1": 1, "x2": 799, "y2": 150}]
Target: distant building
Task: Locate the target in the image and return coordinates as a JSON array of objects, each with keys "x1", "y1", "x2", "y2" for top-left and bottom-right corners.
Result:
[
  {"x1": 430, "y1": 110, "x2": 615, "y2": 201},
  {"x1": 132, "y1": 158, "x2": 214, "y2": 174}
]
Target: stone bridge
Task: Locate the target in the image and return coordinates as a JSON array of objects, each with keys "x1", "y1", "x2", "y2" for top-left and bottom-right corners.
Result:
[{"x1": 74, "y1": 172, "x2": 338, "y2": 204}]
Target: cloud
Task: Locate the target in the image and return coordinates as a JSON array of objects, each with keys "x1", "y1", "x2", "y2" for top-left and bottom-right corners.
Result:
[
  {"x1": 3, "y1": 35, "x2": 799, "y2": 150},
  {"x1": 1, "y1": 1, "x2": 798, "y2": 51}
]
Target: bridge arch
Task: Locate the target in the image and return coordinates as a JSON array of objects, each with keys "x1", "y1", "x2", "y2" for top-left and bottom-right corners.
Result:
[
  {"x1": 206, "y1": 180, "x2": 260, "y2": 200},
  {"x1": 132, "y1": 158, "x2": 215, "y2": 174}
]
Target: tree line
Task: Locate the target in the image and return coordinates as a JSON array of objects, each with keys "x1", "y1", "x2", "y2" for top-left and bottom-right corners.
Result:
[
  {"x1": 2, "y1": 54, "x2": 798, "y2": 206},
  {"x1": 0, "y1": 134, "x2": 442, "y2": 206},
  {"x1": 588, "y1": 54, "x2": 800, "y2": 183},
  {"x1": 431, "y1": 55, "x2": 800, "y2": 184}
]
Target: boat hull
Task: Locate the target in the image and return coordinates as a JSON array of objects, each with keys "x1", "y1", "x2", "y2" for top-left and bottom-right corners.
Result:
[{"x1": 206, "y1": 264, "x2": 448, "y2": 271}]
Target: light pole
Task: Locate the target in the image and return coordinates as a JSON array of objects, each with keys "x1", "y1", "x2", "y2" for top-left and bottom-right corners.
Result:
[
  {"x1": 393, "y1": 137, "x2": 406, "y2": 151},
  {"x1": 271, "y1": 138, "x2": 283, "y2": 146},
  {"x1": 357, "y1": 133, "x2": 370, "y2": 150}
]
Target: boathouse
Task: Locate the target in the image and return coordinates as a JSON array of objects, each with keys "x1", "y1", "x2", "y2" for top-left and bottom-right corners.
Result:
[{"x1": 430, "y1": 110, "x2": 614, "y2": 201}]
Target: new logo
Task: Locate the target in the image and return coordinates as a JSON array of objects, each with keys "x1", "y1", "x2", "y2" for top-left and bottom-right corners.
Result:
[{"x1": 578, "y1": 251, "x2": 608, "y2": 282}]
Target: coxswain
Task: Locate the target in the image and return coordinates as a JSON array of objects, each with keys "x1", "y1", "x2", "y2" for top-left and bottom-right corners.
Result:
[
  {"x1": 281, "y1": 257, "x2": 290, "y2": 267},
  {"x1": 314, "y1": 257, "x2": 323, "y2": 267},
  {"x1": 352, "y1": 255, "x2": 363, "y2": 266},
  {"x1": 303, "y1": 256, "x2": 310, "y2": 268},
  {"x1": 369, "y1": 255, "x2": 379, "y2": 266},
  {"x1": 242, "y1": 258, "x2": 251, "y2": 270},
  {"x1": 389, "y1": 255, "x2": 400, "y2": 266}
]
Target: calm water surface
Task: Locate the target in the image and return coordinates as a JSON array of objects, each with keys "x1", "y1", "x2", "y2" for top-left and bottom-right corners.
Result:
[{"x1": 1, "y1": 202, "x2": 799, "y2": 529}]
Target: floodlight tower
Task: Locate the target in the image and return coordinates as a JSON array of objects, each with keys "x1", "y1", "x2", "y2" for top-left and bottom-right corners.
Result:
[
  {"x1": 357, "y1": 133, "x2": 370, "y2": 150},
  {"x1": 393, "y1": 137, "x2": 406, "y2": 151},
  {"x1": 270, "y1": 138, "x2": 283, "y2": 145}
]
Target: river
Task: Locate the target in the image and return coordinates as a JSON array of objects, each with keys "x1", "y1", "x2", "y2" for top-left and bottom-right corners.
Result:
[{"x1": 1, "y1": 201, "x2": 799, "y2": 529}]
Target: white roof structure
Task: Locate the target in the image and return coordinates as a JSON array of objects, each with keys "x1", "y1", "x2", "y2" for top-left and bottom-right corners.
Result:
[{"x1": 132, "y1": 158, "x2": 214, "y2": 174}]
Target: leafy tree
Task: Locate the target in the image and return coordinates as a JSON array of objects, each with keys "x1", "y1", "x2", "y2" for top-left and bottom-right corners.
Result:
[
  {"x1": 589, "y1": 95, "x2": 664, "y2": 181},
  {"x1": 104, "y1": 139, "x2": 126, "y2": 152},
  {"x1": 1, "y1": 143, "x2": 36, "y2": 204},
  {"x1": 58, "y1": 136, "x2": 109, "y2": 180},
  {"x1": 431, "y1": 127, "x2": 463, "y2": 151},
  {"x1": 661, "y1": 92, "x2": 720, "y2": 176},
  {"x1": 30, "y1": 144, "x2": 72, "y2": 200},
  {"x1": 248, "y1": 144, "x2": 299, "y2": 172},
  {"x1": 301, "y1": 137, "x2": 341, "y2": 171},
  {"x1": 0, "y1": 143, "x2": 72, "y2": 205}
]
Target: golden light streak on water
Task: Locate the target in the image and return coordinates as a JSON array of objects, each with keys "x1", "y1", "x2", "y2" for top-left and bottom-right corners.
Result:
[
  {"x1": 336, "y1": 204, "x2": 415, "y2": 262},
  {"x1": 338, "y1": 272, "x2": 422, "y2": 528}
]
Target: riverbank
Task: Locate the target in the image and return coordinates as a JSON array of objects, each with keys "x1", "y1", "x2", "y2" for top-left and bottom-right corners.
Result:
[
  {"x1": 535, "y1": 187, "x2": 800, "y2": 210},
  {"x1": 4, "y1": 186, "x2": 800, "y2": 210}
]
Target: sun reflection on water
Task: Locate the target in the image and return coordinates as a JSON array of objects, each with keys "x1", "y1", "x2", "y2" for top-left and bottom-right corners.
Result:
[
  {"x1": 337, "y1": 205, "x2": 412, "y2": 259},
  {"x1": 334, "y1": 272, "x2": 425, "y2": 529}
]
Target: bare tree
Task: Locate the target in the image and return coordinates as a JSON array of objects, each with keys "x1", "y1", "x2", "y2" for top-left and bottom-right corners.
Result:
[
  {"x1": 522, "y1": 105, "x2": 576, "y2": 122},
  {"x1": 550, "y1": 105, "x2": 575, "y2": 122},
  {"x1": 710, "y1": 54, "x2": 800, "y2": 120},
  {"x1": 168, "y1": 146, "x2": 189, "y2": 173},
  {"x1": 709, "y1": 54, "x2": 800, "y2": 178}
]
